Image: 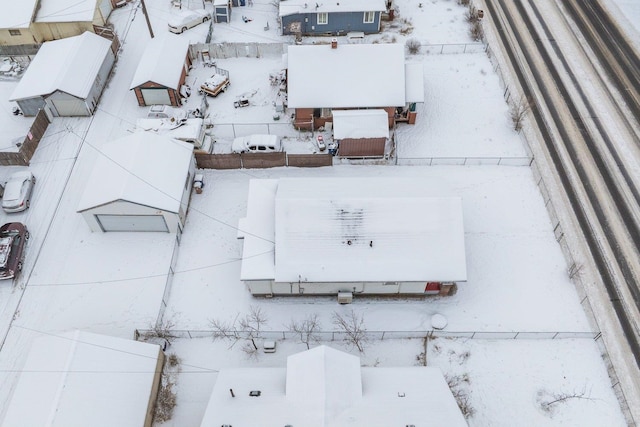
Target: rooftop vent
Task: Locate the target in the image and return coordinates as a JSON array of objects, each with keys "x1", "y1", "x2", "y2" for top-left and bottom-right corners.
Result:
[
  {"x1": 249, "y1": 390, "x2": 262, "y2": 397},
  {"x1": 331, "y1": 38, "x2": 338, "y2": 49}
]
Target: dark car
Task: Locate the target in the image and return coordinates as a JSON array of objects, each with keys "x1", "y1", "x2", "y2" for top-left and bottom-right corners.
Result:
[{"x1": 0, "y1": 222, "x2": 29, "y2": 280}]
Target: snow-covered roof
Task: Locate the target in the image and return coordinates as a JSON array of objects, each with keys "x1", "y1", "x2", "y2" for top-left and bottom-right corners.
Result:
[
  {"x1": 130, "y1": 35, "x2": 190, "y2": 90},
  {"x1": 332, "y1": 109, "x2": 390, "y2": 139},
  {"x1": 287, "y1": 43, "x2": 406, "y2": 108},
  {"x1": 9, "y1": 32, "x2": 112, "y2": 101},
  {"x1": 199, "y1": 345, "x2": 468, "y2": 427},
  {"x1": 279, "y1": 0, "x2": 386, "y2": 17},
  {"x1": 77, "y1": 133, "x2": 194, "y2": 213},
  {"x1": 0, "y1": 0, "x2": 38, "y2": 28},
  {"x1": 406, "y1": 62, "x2": 425, "y2": 103},
  {"x1": 35, "y1": 0, "x2": 98, "y2": 23},
  {"x1": 238, "y1": 179, "x2": 278, "y2": 281},
  {"x1": 240, "y1": 177, "x2": 467, "y2": 283},
  {"x1": 1, "y1": 330, "x2": 162, "y2": 427}
]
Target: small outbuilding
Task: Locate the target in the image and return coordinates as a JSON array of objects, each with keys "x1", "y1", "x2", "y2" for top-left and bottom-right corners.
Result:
[
  {"x1": 77, "y1": 133, "x2": 196, "y2": 233},
  {"x1": 130, "y1": 35, "x2": 192, "y2": 107},
  {"x1": 238, "y1": 177, "x2": 466, "y2": 297},
  {"x1": 1, "y1": 330, "x2": 164, "y2": 427},
  {"x1": 9, "y1": 31, "x2": 115, "y2": 117},
  {"x1": 199, "y1": 345, "x2": 468, "y2": 427},
  {"x1": 332, "y1": 109, "x2": 390, "y2": 157},
  {"x1": 214, "y1": 0, "x2": 232, "y2": 23}
]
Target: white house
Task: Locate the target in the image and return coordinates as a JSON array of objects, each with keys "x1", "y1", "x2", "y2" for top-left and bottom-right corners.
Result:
[
  {"x1": 1, "y1": 330, "x2": 164, "y2": 427},
  {"x1": 238, "y1": 177, "x2": 467, "y2": 297},
  {"x1": 9, "y1": 31, "x2": 115, "y2": 117},
  {"x1": 77, "y1": 133, "x2": 196, "y2": 233},
  {"x1": 200, "y1": 345, "x2": 468, "y2": 427}
]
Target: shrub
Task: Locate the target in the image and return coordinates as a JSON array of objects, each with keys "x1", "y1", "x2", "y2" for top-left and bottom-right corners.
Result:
[{"x1": 406, "y1": 38, "x2": 421, "y2": 54}]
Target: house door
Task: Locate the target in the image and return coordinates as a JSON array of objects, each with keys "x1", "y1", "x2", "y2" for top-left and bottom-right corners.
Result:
[{"x1": 141, "y1": 88, "x2": 171, "y2": 106}]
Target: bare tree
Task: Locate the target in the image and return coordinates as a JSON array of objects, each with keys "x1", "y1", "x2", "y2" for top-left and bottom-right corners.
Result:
[
  {"x1": 536, "y1": 386, "x2": 594, "y2": 415},
  {"x1": 510, "y1": 95, "x2": 531, "y2": 131},
  {"x1": 209, "y1": 306, "x2": 268, "y2": 351},
  {"x1": 288, "y1": 313, "x2": 321, "y2": 349},
  {"x1": 332, "y1": 309, "x2": 368, "y2": 353},
  {"x1": 239, "y1": 305, "x2": 269, "y2": 350}
]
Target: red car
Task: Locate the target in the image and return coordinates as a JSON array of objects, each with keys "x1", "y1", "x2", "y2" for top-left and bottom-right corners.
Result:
[{"x1": 0, "y1": 222, "x2": 29, "y2": 280}]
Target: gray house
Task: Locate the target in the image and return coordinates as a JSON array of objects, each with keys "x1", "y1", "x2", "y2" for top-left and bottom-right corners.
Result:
[
  {"x1": 10, "y1": 32, "x2": 114, "y2": 117},
  {"x1": 279, "y1": 0, "x2": 386, "y2": 36}
]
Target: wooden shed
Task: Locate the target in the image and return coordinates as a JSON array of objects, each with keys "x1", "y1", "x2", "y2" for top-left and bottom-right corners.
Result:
[
  {"x1": 331, "y1": 109, "x2": 390, "y2": 157},
  {"x1": 2, "y1": 330, "x2": 164, "y2": 427},
  {"x1": 9, "y1": 31, "x2": 115, "y2": 117},
  {"x1": 130, "y1": 35, "x2": 191, "y2": 107},
  {"x1": 77, "y1": 133, "x2": 196, "y2": 233}
]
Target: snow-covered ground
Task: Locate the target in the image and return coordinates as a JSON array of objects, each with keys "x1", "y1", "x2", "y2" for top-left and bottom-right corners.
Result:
[{"x1": 0, "y1": 0, "x2": 638, "y2": 426}]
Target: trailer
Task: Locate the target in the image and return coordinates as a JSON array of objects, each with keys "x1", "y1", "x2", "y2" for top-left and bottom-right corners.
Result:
[{"x1": 199, "y1": 67, "x2": 230, "y2": 97}]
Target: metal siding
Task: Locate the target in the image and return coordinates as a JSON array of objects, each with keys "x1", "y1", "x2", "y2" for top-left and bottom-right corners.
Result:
[
  {"x1": 47, "y1": 92, "x2": 90, "y2": 116},
  {"x1": 95, "y1": 214, "x2": 169, "y2": 232},
  {"x1": 17, "y1": 97, "x2": 46, "y2": 117}
]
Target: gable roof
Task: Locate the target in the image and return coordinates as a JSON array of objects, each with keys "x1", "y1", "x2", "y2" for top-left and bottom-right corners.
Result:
[
  {"x1": 199, "y1": 345, "x2": 468, "y2": 427},
  {"x1": 77, "y1": 133, "x2": 193, "y2": 213},
  {"x1": 2, "y1": 330, "x2": 161, "y2": 427},
  {"x1": 287, "y1": 43, "x2": 406, "y2": 108},
  {"x1": 9, "y1": 32, "x2": 112, "y2": 101},
  {"x1": 130, "y1": 35, "x2": 190, "y2": 90},
  {"x1": 35, "y1": 0, "x2": 98, "y2": 23},
  {"x1": 0, "y1": 0, "x2": 38, "y2": 29},
  {"x1": 239, "y1": 177, "x2": 467, "y2": 283},
  {"x1": 279, "y1": 0, "x2": 386, "y2": 17}
]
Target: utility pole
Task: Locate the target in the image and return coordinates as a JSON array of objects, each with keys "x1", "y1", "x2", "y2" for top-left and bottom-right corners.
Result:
[{"x1": 140, "y1": 0, "x2": 154, "y2": 38}]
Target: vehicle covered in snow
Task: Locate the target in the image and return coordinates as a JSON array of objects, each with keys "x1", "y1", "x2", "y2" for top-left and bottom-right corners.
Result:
[
  {"x1": 2, "y1": 171, "x2": 36, "y2": 213},
  {"x1": 0, "y1": 222, "x2": 29, "y2": 280},
  {"x1": 147, "y1": 105, "x2": 187, "y2": 120},
  {"x1": 168, "y1": 8, "x2": 210, "y2": 34},
  {"x1": 135, "y1": 117, "x2": 213, "y2": 154},
  {"x1": 232, "y1": 134, "x2": 282, "y2": 154}
]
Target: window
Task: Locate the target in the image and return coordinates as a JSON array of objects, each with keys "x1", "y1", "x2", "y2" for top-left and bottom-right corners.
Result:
[
  {"x1": 320, "y1": 108, "x2": 332, "y2": 118},
  {"x1": 363, "y1": 11, "x2": 375, "y2": 23},
  {"x1": 317, "y1": 13, "x2": 328, "y2": 25},
  {"x1": 9, "y1": 29, "x2": 21, "y2": 36}
]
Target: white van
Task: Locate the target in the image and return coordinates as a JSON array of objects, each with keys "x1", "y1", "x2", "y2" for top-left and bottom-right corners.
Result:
[{"x1": 232, "y1": 134, "x2": 282, "y2": 154}]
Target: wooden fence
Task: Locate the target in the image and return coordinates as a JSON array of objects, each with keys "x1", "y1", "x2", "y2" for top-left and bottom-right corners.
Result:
[
  {"x1": 195, "y1": 152, "x2": 333, "y2": 169},
  {"x1": 0, "y1": 109, "x2": 50, "y2": 166}
]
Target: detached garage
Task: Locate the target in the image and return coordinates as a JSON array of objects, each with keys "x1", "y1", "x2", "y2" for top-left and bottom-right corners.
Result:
[
  {"x1": 9, "y1": 31, "x2": 115, "y2": 117},
  {"x1": 130, "y1": 35, "x2": 192, "y2": 107},
  {"x1": 1, "y1": 330, "x2": 164, "y2": 427},
  {"x1": 77, "y1": 133, "x2": 196, "y2": 233}
]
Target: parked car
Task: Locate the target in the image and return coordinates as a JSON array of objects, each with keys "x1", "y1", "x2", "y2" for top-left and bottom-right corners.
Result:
[
  {"x1": 232, "y1": 134, "x2": 282, "y2": 154},
  {"x1": 0, "y1": 222, "x2": 29, "y2": 280},
  {"x1": 168, "y1": 9, "x2": 210, "y2": 34},
  {"x1": 2, "y1": 171, "x2": 35, "y2": 213}
]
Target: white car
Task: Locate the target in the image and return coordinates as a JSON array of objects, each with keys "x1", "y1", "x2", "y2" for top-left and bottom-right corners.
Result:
[
  {"x1": 232, "y1": 134, "x2": 282, "y2": 154},
  {"x1": 168, "y1": 9, "x2": 210, "y2": 34},
  {"x1": 2, "y1": 171, "x2": 35, "y2": 213}
]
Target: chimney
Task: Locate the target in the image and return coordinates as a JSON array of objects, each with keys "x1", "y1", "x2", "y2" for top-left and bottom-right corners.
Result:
[{"x1": 331, "y1": 38, "x2": 338, "y2": 49}]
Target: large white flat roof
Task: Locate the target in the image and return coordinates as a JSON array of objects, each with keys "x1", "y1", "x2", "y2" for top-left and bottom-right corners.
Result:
[
  {"x1": 0, "y1": 0, "x2": 37, "y2": 28},
  {"x1": 240, "y1": 178, "x2": 467, "y2": 283},
  {"x1": 279, "y1": 0, "x2": 386, "y2": 17},
  {"x1": 35, "y1": 0, "x2": 97, "y2": 23},
  {"x1": 130, "y1": 35, "x2": 190, "y2": 89},
  {"x1": 200, "y1": 345, "x2": 467, "y2": 427},
  {"x1": 10, "y1": 32, "x2": 112, "y2": 101},
  {"x1": 287, "y1": 44, "x2": 406, "y2": 108},
  {"x1": 77, "y1": 133, "x2": 193, "y2": 213},
  {"x1": 2, "y1": 331, "x2": 161, "y2": 427}
]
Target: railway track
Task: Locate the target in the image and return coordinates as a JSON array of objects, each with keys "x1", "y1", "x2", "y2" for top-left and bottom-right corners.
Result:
[{"x1": 482, "y1": 0, "x2": 640, "y2": 416}]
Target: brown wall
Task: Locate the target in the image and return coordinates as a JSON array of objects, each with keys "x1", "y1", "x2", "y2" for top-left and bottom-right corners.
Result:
[
  {"x1": 195, "y1": 153, "x2": 242, "y2": 169},
  {"x1": 295, "y1": 107, "x2": 397, "y2": 129},
  {"x1": 287, "y1": 154, "x2": 333, "y2": 167}
]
